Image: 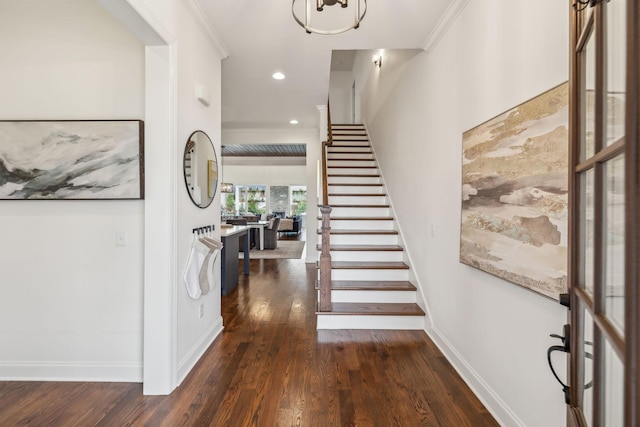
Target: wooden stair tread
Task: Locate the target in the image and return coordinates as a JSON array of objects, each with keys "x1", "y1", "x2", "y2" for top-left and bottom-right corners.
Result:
[
  {"x1": 316, "y1": 303, "x2": 424, "y2": 316},
  {"x1": 330, "y1": 261, "x2": 409, "y2": 270},
  {"x1": 328, "y1": 204, "x2": 390, "y2": 208},
  {"x1": 327, "y1": 151, "x2": 373, "y2": 154},
  {"x1": 317, "y1": 203, "x2": 390, "y2": 208},
  {"x1": 316, "y1": 216, "x2": 393, "y2": 221},
  {"x1": 328, "y1": 183, "x2": 383, "y2": 186},
  {"x1": 328, "y1": 165, "x2": 377, "y2": 169},
  {"x1": 327, "y1": 158, "x2": 375, "y2": 161},
  {"x1": 317, "y1": 228, "x2": 398, "y2": 235},
  {"x1": 332, "y1": 123, "x2": 364, "y2": 126},
  {"x1": 327, "y1": 174, "x2": 380, "y2": 178},
  {"x1": 328, "y1": 193, "x2": 387, "y2": 197},
  {"x1": 327, "y1": 145, "x2": 371, "y2": 149},
  {"x1": 315, "y1": 244, "x2": 403, "y2": 251},
  {"x1": 331, "y1": 280, "x2": 416, "y2": 290},
  {"x1": 316, "y1": 280, "x2": 416, "y2": 291}
]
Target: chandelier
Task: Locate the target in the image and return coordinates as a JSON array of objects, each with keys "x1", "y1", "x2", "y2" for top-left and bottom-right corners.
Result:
[{"x1": 292, "y1": 0, "x2": 367, "y2": 35}]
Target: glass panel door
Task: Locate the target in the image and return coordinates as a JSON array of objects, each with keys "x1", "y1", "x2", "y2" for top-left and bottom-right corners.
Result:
[{"x1": 568, "y1": 0, "x2": 637, "y2": 425}]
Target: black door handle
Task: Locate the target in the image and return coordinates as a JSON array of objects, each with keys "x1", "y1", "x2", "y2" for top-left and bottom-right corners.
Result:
[{"x1": 547, "y1": 324, "x2": 593, "y2": 404}]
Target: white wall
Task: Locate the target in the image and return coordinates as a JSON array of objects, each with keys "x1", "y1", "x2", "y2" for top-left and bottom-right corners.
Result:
[
  {"x1": 0, "y1": 0, "x2": 226, "y2": 391},
  {"x1": 357, "y1": 1, "x2": 569, "y2": 426},
  {"x1": 0, "y1": 2, "x2": 145, "y2": 381},
  {"x1": 173, "y1": 0, "x2": 224, "y2": 385},
  {"x1": 329, "y1": 71, "x2": 354, "y2": 124}
]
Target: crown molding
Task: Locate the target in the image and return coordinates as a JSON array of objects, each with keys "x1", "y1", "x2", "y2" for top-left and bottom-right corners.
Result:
[
  {"x1": 98, "y1": 0, "x2": 174, "y2": 45},
  {"x1": 181, "y1": 0, "x2": 229, "y2": 60},
  {"x1": 421, "y1": 0, "x2": 469, "y2": 53}
]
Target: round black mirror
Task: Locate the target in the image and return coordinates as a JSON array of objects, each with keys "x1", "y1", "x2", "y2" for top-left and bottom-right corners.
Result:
[{"x1": 183, "y1": 130, "x2": 217, "y2": 208}]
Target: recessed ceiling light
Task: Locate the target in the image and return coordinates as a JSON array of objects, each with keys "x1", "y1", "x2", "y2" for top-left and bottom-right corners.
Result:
[
  {"x1": 290, "y1": 119, "x2": 299, "y2": 125},
  {"x1": 272, "y1": 72, "x2": 285, "y2": 80}
]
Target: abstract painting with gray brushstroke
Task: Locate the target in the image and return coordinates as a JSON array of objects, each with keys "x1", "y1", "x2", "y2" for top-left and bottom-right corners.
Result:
[{"x1": 0, "y1": 121, "x2": 143, "y2": 200}]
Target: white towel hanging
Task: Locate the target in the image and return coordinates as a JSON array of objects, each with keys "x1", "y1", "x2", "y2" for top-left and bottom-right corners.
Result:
[
  {"x1": 183, "y1": 238, "x2": 210, "y2": 300},
  {"x1": 197, "y1": 237, "x2": 222, "y2": 295}
]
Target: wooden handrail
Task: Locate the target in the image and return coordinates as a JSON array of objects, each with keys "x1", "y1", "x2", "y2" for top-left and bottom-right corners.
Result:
[
  {"x1": 327, "y1": 99, "x2": 333, "y2": 146},
  {"x1": 322, "y1": 141, "x2": 329, "y2": 206},
  {"x1": 321, "y1": 100, "x2": 332, "y2": 206}
]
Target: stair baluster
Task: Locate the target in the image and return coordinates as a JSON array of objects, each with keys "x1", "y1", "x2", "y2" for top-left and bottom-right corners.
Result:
[{"x1": 318, "y1": 205, "x2": 332, "y2": 311}]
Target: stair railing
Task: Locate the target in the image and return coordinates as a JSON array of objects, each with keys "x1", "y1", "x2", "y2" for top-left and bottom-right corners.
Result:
[{"x1": 318, "y1": 100, "x2": 333, "y2": 312}]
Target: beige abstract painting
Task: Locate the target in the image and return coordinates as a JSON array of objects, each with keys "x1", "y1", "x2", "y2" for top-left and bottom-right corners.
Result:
[{"x1": 460, "y1": 83, "x2": 569, "y2": 300}]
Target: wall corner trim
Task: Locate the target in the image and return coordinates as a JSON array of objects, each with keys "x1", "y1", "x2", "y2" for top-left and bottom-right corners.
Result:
[
  {"x1": 181, "y1": 0, "x2": 230, "y2": 60},
  {"x1": 421, "y1": 0, "x2": 469, "y2": 53},
  {"x1": 425, "y1": 327, "x2": 526, "y2": 427}
]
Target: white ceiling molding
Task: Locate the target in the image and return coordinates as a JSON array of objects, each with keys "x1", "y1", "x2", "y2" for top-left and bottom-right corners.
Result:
[
  {"x1": 421, "y1": 0, "x2": 469, "y2": 53},
  {"x1": 98, "y1": 0, "x2": 173, "y2": 45},
  {"x1": 181, "y1": 0, "x2": 229, "y2": 59}
]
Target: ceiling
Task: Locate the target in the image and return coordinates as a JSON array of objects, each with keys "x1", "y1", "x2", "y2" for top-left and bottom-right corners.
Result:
[{"x1": 197, "y1": 0, "x2": 452, "y2": 130}]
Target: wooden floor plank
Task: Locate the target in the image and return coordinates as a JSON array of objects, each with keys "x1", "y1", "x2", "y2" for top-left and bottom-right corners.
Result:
[{"x1": 0, "y1": 256, "x2": 497, "y2": 427}]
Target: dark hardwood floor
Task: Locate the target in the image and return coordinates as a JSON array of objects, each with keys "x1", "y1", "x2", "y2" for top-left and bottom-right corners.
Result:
[{"x1": 0, "y1": 255, "x2": 498, "y2": 426}]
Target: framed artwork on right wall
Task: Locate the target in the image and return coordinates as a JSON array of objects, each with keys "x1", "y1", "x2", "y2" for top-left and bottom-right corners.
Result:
[{"x1": 460, "y1": 82, "x2": 569, "y2": 300}]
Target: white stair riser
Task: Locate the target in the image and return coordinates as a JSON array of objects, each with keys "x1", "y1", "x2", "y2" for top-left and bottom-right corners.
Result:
[
  {"x1": 327, "y1": 153, "x2": 373, "y2": 160},
  {"x1": 319, "y1": 234, "x2": 399, "y2": 245},
  {"x1": 319, "y1": 220, "x2": 394, "y2": 230},
  {"x1": 329, "y1": 251, "x2": 404, "y2": 262},
  {"x1": 323, "y1": 290, "x2": 416, "y2": 303},
  {"x1": 327, "y1": 167, "x2": 378, "y2": 175},
  {"x1": 327, "y1": 160, "x2": 377, "y2": 167},
  {"x1": 331, "y1": 269, "x2": 409, "y2": 281},
  {"x1": 329, "y1": 207, "x2": 390, "y2": 216},
  {"x1": 317, "y1": 315, "x2": 425, "y2": 330},
  {"x1": 327, "y1": 176, "x2": 380, "y2": 185},
  {"x1": 327, "y1": 185, "x2": 384, "y2": 194},
  {"x1": 328, "y1": 195, "x2": 387, "y2": 205},
  {"x1": 317, "y1": 207, "x2": 390, "y2": 216}
]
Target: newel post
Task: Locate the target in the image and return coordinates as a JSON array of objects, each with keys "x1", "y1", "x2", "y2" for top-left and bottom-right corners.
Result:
[{"x1": 319, "y1": 205, "x2": 332, "y2": 311}]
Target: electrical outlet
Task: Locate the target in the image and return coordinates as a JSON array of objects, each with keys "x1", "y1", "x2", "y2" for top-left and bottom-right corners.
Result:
[
  {"x1": 116, "y1": 231, "x2": 126, "y2": 246},
  {"x1": 199, "y1": 304, "x2": 204, "y2": 319}
]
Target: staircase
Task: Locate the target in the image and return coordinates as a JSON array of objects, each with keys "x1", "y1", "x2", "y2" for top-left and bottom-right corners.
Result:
[{"x1": 316, "y1": 124, "x2": 425, "y2": 330}]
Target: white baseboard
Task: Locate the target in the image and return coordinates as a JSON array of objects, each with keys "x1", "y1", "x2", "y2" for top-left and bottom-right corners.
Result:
[
  {"x1": 0, "y1": 361, "x2": 143, "y2": 382},
  {"x1": 176, "y1": 316, "x2": 224, "y2": 385},
  {"x1": 426, "y1": 327, "x2": 524, "y2": 427}
]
